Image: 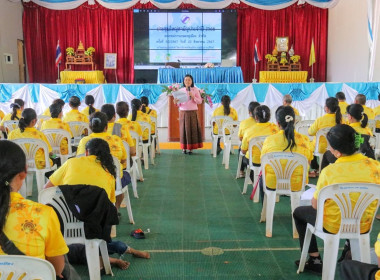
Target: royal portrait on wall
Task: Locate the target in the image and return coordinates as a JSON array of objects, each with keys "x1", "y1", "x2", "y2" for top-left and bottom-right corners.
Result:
[
  {"x1": 276, "y1": 37, "x2": 289, "y2": 52},
  {"x1": 104, "y1": 53, "x2": 117, "y2": 69}
]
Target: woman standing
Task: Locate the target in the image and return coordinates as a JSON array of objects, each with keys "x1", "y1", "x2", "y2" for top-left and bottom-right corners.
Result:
[{"x1": 174, "y1": 74, "x2": 203, "y2": 155}]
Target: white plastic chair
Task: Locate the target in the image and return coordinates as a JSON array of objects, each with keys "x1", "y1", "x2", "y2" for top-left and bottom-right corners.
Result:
[
  {"x1": 12, "y1": 138, "x2": 56, "y2": 197},
  {"x1": 150, "y1": 116, "x2": 160, "y2": 156},
  {"x1": 297, "y1": 183, "x2": 380, "y2": 280},
  {"x1": 138, "y1": 121, "x2": 153, "y2": 169},
  {"x1": 130, "y1": 130, "x2": 144, "y2": 182},
  {"x1": 122, "y1": 140, "x2": 138, "y2": 199},
  {"x1": 295, "y1": 115, "x2": 302, "y2": 124},
  {"x1": 0, "y1": 255, "x2": 56, "y2": 280},
  {"x1": 242, "y1": 136, "x2": 268, "y2": 204},
  {"x1": 295, "y1": 120, "x2": 314, "y2": 141},
  {"x1": 113, "y1": 156, "x2": 134, "y2": 224},
  {"x1": 3, "y1": 120, "x2": 19, "y2": 135},
  {"x1": 36, "y1": 115, "x2": 50, "y2": 130},
  {"x1": 368, "y1": 119, "x2": 376, "y2": 135},
  {"x1": 222, "y1": 121, "x2": 240, "y2": 169},
  {"x1": 260, "y1": 152, "x2": 308, "y2": 238},
  {"x1": 210, "y1": 116, "x2": 233, "y2": 157},
  {"x1": 313, "y1": 127, "x2": 331, "y2": 174},
  {"x1": 38, "y1": 187, "x2": 113, "y2": 280},
  {"x1": 42, "y1": 129, "x2": 73, "y2": 164},
  {"x1": 67, "y1": 121, "x2": 90, "y2": 146}
]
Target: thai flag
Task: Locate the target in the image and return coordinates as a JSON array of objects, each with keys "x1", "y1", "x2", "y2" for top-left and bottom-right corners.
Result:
[
  {"x1": 55, "y1": 40, "x2": 62, "y2": 67},
  {"x1": 253, "y1": 38, "x2": 262, "y2": 65}
]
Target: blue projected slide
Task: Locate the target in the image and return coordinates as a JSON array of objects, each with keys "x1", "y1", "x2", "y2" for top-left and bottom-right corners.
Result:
[{"x1": 149, "y1": 12, "x2": 221, "y2": 63}]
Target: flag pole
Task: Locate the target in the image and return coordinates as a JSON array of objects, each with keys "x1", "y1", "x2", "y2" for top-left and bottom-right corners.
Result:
[
  {"x1": 56, "y1": 62, "x2": 61, "y2": 84},
  {"x1": 310, "y1": 64, "x2": 314, "y2": 83},
  {"x1": 252, "y1": 63, "x2": 257, "y2": 83}
]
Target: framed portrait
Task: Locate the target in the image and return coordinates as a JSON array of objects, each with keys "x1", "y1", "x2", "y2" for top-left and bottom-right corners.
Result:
[
  {"x1": 276, "y1": 37, "x2": 289, "y2": 52},
  {"x1": 104, "y1": 53, "x2": 117, "y2": 69}
]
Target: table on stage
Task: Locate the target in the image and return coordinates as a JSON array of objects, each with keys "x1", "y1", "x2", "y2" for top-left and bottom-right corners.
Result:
[
  {"x1": 157, "y1": 67, "x2": 244, "y2": 84},
  {"x1": 60, "y1": 70, "x2": 105, "y2": 84},
  {"x1": 259, "y1": 71, "x2": 308, "y2": 83}
]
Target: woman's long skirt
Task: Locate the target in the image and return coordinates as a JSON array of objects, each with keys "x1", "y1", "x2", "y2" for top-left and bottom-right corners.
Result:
[{"x1": 179, "y1": 110, "x2": 203, "y2": 150}]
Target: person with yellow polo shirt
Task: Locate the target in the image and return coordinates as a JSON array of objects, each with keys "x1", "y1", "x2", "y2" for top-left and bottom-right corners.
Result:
[
  {"x1": 308, "y1": 97, "x2": 342, "y2": 173},
  {"x1": 355, "y1": 93, "x2": 375, "y2": 120},
  {"x1": 141, "y1": 96, "x2": 157, "y2": 135},
  {"x1": 8, "y1": 108, "x2": 54, "y2": 169},
  {"x1": 0, "y1": 140, "x2": 68, "y2": 278},
  {"x1": 261, "y1": 106, "x2": 313, "y2": 201},
  {"x1": 42, "y1": 98, "x2": 65, "y2": 117},
  {"x1": 336, "y1": 91, "x2": 349, "y2": 115},
  {"x1": 238, "y1": 101, "x2": 260, "y2": 141},
  {"x1": 62, "y1": 96, "x2": 89, "y2": 123},
  {"x1": 293, "y1": 124, "x2": 380, "y2": 275},
  {"x1": 283, "y1": 94, "x2": 300, "y2": 116},
  {"x1": 81, "y1": 95, "x2": 99, "y2": 117},
  {"x1": 240, "y1": 105, "x2": 278, "y2": 178},
  {"x1": 374, "y1": 94, "x2": 380, "y2": 133},
  {"x1": 116, "y1": 101, "x2": 143, "y2": 148},
  {"x1": 0, "y1": 99, "x2": 24, "y2": 134},
  {"x1": 340, "y1": 232, "x2": 380, "y2": 280},
  {"x1": 41, "y1": 103, "x2": 73, "y2": 156},
  {"x1": 128, "y1": 99, "x2": 152, "y2": 143},
  {"x1": 212, "y1": 95, "x2": 238, "y2": 155}
]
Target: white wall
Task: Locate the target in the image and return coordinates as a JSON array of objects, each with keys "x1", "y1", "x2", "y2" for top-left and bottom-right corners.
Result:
[{"x1": 0, "y1": 0, "x2": 23, "y2": 83}]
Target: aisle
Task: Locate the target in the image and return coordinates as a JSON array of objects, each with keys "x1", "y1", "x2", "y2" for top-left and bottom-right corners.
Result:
[{"x1": 71, "y1": 149, "x2": 378, "y2": 279}]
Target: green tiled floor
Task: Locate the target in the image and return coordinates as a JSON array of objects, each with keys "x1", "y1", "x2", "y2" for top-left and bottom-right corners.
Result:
[{"x1": 32, "y1": 149, "x2": 380, "y2": 279}]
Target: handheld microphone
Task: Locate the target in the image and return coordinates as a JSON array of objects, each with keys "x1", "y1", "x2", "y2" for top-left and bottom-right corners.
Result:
[{"x1": 187, "y1": 87, "x2": 191, "y2": 100}]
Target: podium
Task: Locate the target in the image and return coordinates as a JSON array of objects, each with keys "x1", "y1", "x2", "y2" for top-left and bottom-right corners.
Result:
[{"x1": 168, "y1": 95, "x2": 205, "y2": 142}]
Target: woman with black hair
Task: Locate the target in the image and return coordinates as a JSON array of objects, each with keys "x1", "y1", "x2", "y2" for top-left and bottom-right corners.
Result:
[
  {"x1": 212, "y1": 95, "x2": 238, "y2": 154},
  {"x1": 115, "y1": 101, "x2": 143, "y2": 145},
  {"x1": 238, "y1": 102, "x2": 260, "y2": 141},
  {"x1": 374, "y1": 94, "x2": 380, "y2": 132},
  {"x1": 173, "y1": 74, "x2": 203, "y2": 154},
  {"x1": 141, "y1": 96, "x2": 157, "y2": 135},
  {"x1": 308, "y1": 97, "x2": 342, "y2": 174},
  {"x1": 0, "y1": 140, "x2": 68, "y2": 277},
  {"x1": 81, "y1": 95, "x2": 99, "y2": 117},
  {"x1": 8, "y1": 108, "x2": 53, "y2": 169},
  {"x1": 240, "y1": 105, "x2": 278, "y2": 177},
  {"x1": 0, "y1": 99, "x2": 24, "y2": 132},
  {"x1": 127, "y1": 99, "x2": 152, "y2": 142},
  {"x1": 293, "y1": 124, "x2": 380, "y2": 274},
  {"x1": 261, "y1": 106, "x2": 313, "y2": 196},
  {"x1": 62, "y1": 96, "x2": 88, "y2": 123},
  {"x1": 42, "y1": 99, "x2": 65, "y2": 117}
]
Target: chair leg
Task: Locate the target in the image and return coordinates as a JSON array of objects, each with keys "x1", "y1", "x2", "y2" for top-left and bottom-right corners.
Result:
[
  {"x1": 20, "y1": 181, "x2": 27, "y2": 198},
  {"x1": 265, "y1": 190, "x2": 277, "y2": 238},
  {"x1": 131, "y1": 166, "x2": 139, "y2": 198},
  {"x1": 143, "y1": 145, "x2": 149, "y2": 169},
  {"x1": 260, "y1": 193, "x2": 267, "y2": 222},
  {"x1": 350, "y1": 235, "x2": 371, "y2": 263},
  {"x1": 242, "y1": 168, "x2": 251, "y2": 194},
  {"x1": 36, "y1": 171, "x2": 45, "y2": 195},
  {"x1": 290, "y1": 192, "x2": 301, "y2": 238},
  {"x1": 224, "y1": 143, "x2": 231, "y2": 169},
  {"x1": 151, "y1": 138, "x2": 156, "y2": 159},
  {"x1": 253, "y1": 167, "x2": 260, "y2": 203},
  {"x1": 212, "y1": 136, "x2": 218, "y2": 157},
  {"x1": 124, "y1": 187, "x2": 135, "y2": 224},
  {"x1": 84, "y1": 240, "x2": 102, "y2": 280},
  {"x1": 236, "y1": 154, "x2": 243, "y2": 179},
  {"x1": 321, "y1": 235, "x2": 340, "y2": 280},
  {"x1": 149, "y1": 144, "x2": 155, "y2": 165},
  {"x1": 98, "y1": 240, "x2": 113, "y2": 276},
  {"x1": 110, "y1": 225, "x2": 117, "y2": 238},
  {"x1": 297, "y1": 226, "x2": 313, "y2": 274},
  {"x1": 26, "y1": 172, "x2": 34, "y2": 197}
]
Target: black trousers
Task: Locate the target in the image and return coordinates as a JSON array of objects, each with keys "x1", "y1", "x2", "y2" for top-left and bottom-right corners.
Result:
[
  {"x1": 340, "y1": 260, "x2": 378, "y2": 280},
  {"x1": 293, "y1": 206, "x2": 319, "y2": 254},
  {"x1": 320, "y1": 150, "x2": 337, "y2": 171}
]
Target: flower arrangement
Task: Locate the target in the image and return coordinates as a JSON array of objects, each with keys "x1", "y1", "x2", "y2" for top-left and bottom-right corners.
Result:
[
  {"x1": 290, "y1": 55, "x2": 301, "y2": 63},
  {"x1": 85, "y1": 47, "x2": 95, "y2": 56},
  {"x1": 199, "y1": 88, "x2": 213, "y2": 107},
  {"x1": 162, "y1": 83, "x2": 181, "y2": 95},
  {"x1": 204, "y1": 62, "x2": 214, "y2": 68},
  {"x1": 66, "y1": 47, "x2": 75, "y2": 56},
  {"x1": 279, "y1": 52, "x2": 288, "y2": 65},
  {"x1": 265, "y1": 54, "x2": 278, "y2": 64}
]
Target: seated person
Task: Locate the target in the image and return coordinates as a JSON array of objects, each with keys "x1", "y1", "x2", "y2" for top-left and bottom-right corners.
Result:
[
  {"x1": 0, "y1": 140, "x2": 68, "y2": 278},
  {"x1": 41, "y1": 103, "x2": 73, "y2": 156},
  {"x1": 374, "y1": 93, "x2": 380, "y2": 132},
  {"x1": 116, "y1": 101, "x2": 142, "y2": 147},
  {"x1": 8, "y1": 108, "x2": 54, "y2": 169},
  {"x1": 0, "y1": 99, "x2": 24, "y2": 134},
  {"x1": 336, "y1": 91, "x2": 349, "y2": 115},
  {"x1": 355, "y1": 93, "x2": 375, "y2": 120},
  {"x1": 42, "y1": 99, "x2": 65, "y2": 117},
  {"x1": 62, "y1": 96, "x2": 88, "y2": 123},
  {"x1": 212, "y1": 95, "x2": 238, "y2": 154},
  {"x1": 81, "y1": 95, "x2": 99, "y2": 117},
  {"x1": 260, "y1": 106, "x2": 313, "y2": 200},
  {"x1": 283, "y1": 94, "x2": 300, "y2": 116},
  {"x1": 127, "y1": 99, "x2": 152, "y2": 143},
  {"x1": 240, "y1": 105, "x2": 278, "y2": 178},
  {"x1": 293, "y1": 124, "x2": 380, "y2": 274},
  {"x1": 238, "y1": 102, "x2": 260, "y2": 141},
  {"x1": 141, "y1": 96, "x2": 157, "y2": 135}
]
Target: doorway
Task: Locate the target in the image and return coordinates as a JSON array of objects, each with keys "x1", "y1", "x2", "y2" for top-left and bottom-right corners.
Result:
[{"x1": 17, "y1": 39, "x2": 26, "y2": 83}]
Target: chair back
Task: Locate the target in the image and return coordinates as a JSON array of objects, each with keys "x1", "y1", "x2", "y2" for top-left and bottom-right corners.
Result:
[
  {"x1": 261, "y1": 152, "x2": 308, "y2": 194},
  {"x1": 222, "y1": 121, "x2": 240, "y2": 146},
  {"x1": 137, "y1": 121, "x2": 151, "y2": 144},
  {"x1": 211, "y1": 116, "x2": 233, "y2": 136},
  {"x1": 295, "y1": 120, "x2": 314, "y2": 141},
  {"x1": 314, "y1": 127, "x2": 331, "y2": 155},
  {"x1": 3, "y1": 120, "x2": 19, "y2": 134},
  {"x1": 42, "y1": 128, "x2": 72, "y2": 157},
  {"x1": 247, "y1": 136, "x2": 268, "y2": 170},
  {"x1": 67, "y1": 121, "x2": 90, "y2": 146},
  {"x1": 12, "y1": 138, "x2": 52, "y2": 171},
  {"x1": 122, "y1": 140, "x2": 131, "y2": 170},
  {"x1": 150, "y1": 116, "x2": 157, "y2": 129},
  {"x1": 315, "y1": 183, "x2": 380, "y2": 238},
  {"x1": 36, "y1": 115, "x2": 50, "y2": 130},
  {"x1": 113, "y1": 156, "x2": 123, "y2": 194},
  {"x1": 375, "y1": 114, "x2": 380, "y2": 130},
  {"x1": 0, "y1": 255, "x2": 56, "y2": 280},
  {"x1": 295, "y1": 115, "x2": 302, "y2": 124},
  {"x1": 39, "y1": 187, "x2": 86, "y2": 245},
  {"x1": 368, "y1": 120, "x2": 376, "y2": 134}
]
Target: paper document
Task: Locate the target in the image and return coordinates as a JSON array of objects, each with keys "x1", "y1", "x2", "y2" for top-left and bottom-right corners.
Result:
[
  {"x1": 300, "y1": 187, "x2": 316, "y2": 206},
  {"x1": 172, "y1": 90, "x2": 189, "y2": 104}
]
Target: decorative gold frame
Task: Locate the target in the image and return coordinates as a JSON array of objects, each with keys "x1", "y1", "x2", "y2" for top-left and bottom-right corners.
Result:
[{"x1": 276, "y1": 37, "x2": 289, "y2": 52}]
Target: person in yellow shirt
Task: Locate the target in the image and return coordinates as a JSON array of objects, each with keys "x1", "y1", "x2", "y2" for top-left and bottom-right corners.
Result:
[
  {"x1": 261, "y1": 106, "x2": 313, "y2": 196},
  {"x1": 336, "y1": 91, "x2": 349, "y2": 115},
  {"x1": 0, "y1": 109, "x2": 4, "y2": 120},
  {"x1": 8, "y1": 108, "x2": 54, "y2": 169},
  {"x1": 141, "y1": 96, "x2": 157, "y2": 135},
  {"x1": 212, "y1": 95, "x2": 238, "y2": 154},
  {"x1": 308, "y1": 97, "x2": 342, "y2": 173},
  {"x1": 340, "y1": 232, "x2": 380, "y2": 280},
  {"x1": 42, "y1": 99, "x2": 65, "y2": 117},
  {"x1": 127, "y1": 99, "x2": 152, "y2": 142},
  {"x1": 0, "y1": 99, "x2": 24, "y2": 133},
  {"x1": 62, "y1": 96, "x2": 89, "y2": 123},
  {"x1": 41, "y1": 103, "x2": 73, "y2": 155},
  {"x1": 238, "y1": 101, "x2": 260, "y2": 140},
  {"x1": 241, "y1": 105, "x2": 279, "y2": 177},
  {"x1": 0, "y1": 140, "x2": 68, "y2": 277},
  {"x1": 116, "y1": 101, "x2": 143, "y2": 147},
  {"x1": 101, "y1": 103, "x2": 136, "y2": 157},
  {"x1": 293, "y1": 124, "x2": 380, "y2": 274},
  {"x1": 374, "y1": 94, "x2": 380, "y2": 132},
  {"x1": 81, "y1": 95, "x2": 99, "y2": 116},
  {"x1": 283, "y1": 94, "x2": 300, "y2": 116},
  {"x1": 355, "y1": 94, "x2": 375, "y2": 120}
]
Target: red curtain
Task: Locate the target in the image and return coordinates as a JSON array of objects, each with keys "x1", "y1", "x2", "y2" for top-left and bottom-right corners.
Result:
[
  {"x1": 23, "y1": 3, "x2": 134, "y2": 83},
  {"x1": 237, "y1": 3, "x2": 328, "y2": 82}
]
